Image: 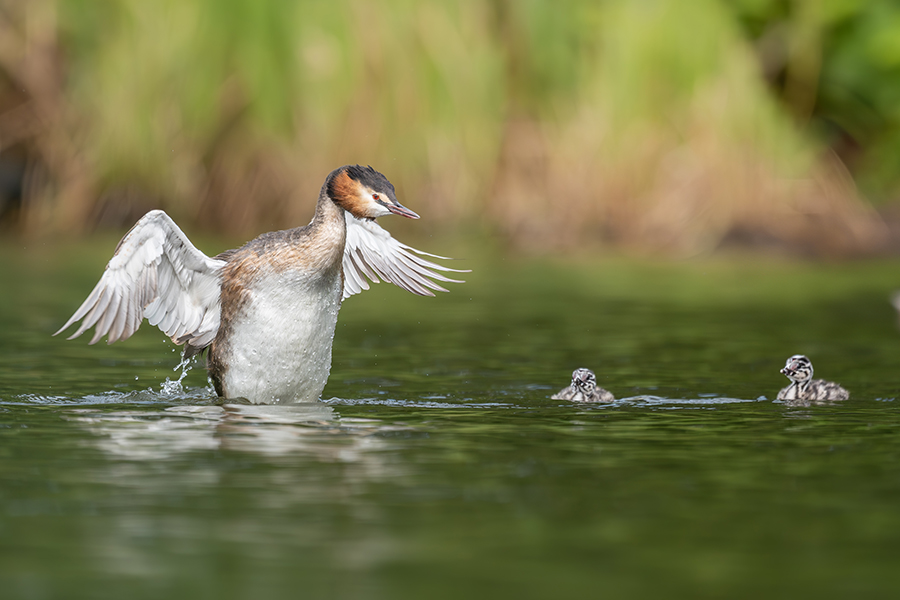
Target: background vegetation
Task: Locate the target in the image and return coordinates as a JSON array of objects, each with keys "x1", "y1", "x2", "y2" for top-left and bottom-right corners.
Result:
[{"x1": 1, "y1": 0, "x2": 899, "y2": 256}]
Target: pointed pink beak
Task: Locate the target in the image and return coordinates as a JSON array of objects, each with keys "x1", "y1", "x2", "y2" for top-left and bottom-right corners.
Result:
[{"x1": 387, "y1": 202, "x2": 420, "y2": 219}]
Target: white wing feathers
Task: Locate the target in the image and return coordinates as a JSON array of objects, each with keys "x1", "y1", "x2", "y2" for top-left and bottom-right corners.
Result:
[
  {"x1": 58, "y1": 210, "x2": 464, "y2": 346},
  {"x1": 342, "y1": 212, "x2": 468, "y2": 300},
  {"x1": 55, "y1": 210, "x2": 225, "y2": 349}
]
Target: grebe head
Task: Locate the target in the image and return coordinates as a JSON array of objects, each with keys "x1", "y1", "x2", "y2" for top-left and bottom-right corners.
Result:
[
  {"x1": 781, "y1": 355, "x2": 813, "y2": 385},
  {"x1": 571, "y1": 368, "x2": 597, "y2": 395},
  {"x1": 326, "y1": 165, "x2": 419, "y2": 220}
]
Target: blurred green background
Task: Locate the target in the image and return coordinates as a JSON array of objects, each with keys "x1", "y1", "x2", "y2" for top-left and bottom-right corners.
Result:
[{"x1": 1, "y1": 0, "x2": 900, "y2": 256}]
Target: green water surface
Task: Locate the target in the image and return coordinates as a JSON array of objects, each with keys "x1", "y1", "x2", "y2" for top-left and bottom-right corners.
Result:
[{"x1": 2, "y1": 238, "x2": 900, "y2": 599}]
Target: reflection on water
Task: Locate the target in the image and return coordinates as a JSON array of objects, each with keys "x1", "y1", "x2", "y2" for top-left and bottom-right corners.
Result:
[
  {"x1": 65, "y1": 406, "x2": 222, "y2": 459},
  {"x1": 5, "y1": 393, "x2": 900, "y2": 598},
  {"x1": 56, "y1": 396, "x2": 730, "y2": 476},
  {"x1": 65, "y1": 402, "x2": 413, "y2": 464},
  {"x1": 62, "y1": 394, "x2": 775, "y2": 462}
]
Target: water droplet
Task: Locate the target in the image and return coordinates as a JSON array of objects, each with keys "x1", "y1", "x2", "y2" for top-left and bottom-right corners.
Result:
[{"x1": 161, "y1": 349, "x2": 194, "y2": 396}]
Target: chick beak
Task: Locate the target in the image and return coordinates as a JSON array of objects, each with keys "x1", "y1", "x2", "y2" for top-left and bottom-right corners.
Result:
[{"x1": 386, "y1": 201, "x2": 420, "y2": 219}]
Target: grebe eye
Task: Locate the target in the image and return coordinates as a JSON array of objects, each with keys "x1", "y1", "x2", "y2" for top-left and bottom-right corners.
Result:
[{"x1": 372, "y1": 193, "x2": 380, "y2": 201}]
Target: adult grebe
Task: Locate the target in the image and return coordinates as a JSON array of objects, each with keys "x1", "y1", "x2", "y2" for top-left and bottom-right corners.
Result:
[
  {"x1": 551, "y1": 368, "x2": 615, "y2": 403},
  {"x1": 777, "y1": 354, "x2": 849, "y2": 403},
  {"x1": 56, "y1": 165, "x2": 467, "y2": 403}
]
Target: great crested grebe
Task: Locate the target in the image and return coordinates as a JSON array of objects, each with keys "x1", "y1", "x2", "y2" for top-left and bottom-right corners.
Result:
[
  {"x1": 551, "y1": 368, "x2": 615, "y2": 403},
  {"x1": 777, "y1": 354, "x2": 849, "y2": 403},
  {"x1": 56, "y1": 165, "x2": 467, "y2": 404}
]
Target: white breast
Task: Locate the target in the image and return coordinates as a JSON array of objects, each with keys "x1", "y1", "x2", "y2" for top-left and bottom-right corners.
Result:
[
  {"x1": 221, "y1": 267, "x2": 343, "y2": 403},
  {"x1": 777, "y1": 384, "x2": 800, "y2": 400}
]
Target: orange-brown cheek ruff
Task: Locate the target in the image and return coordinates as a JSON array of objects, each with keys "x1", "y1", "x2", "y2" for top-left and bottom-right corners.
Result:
[{"x1": 328, "y1": 170, "x2": 365, "y2": 215}]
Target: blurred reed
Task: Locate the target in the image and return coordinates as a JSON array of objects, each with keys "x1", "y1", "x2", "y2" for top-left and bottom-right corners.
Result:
[{"x1": 0, "y1": 0, "x2": 895, "y2": 255}]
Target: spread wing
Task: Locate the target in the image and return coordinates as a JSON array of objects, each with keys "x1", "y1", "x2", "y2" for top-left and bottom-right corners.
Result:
[
  {"x1": 55, "y1": 210, "x2": 226, "y2": 351},
  {"x1": 342, "y1": 212, "x2": 468, "y2": 300}
]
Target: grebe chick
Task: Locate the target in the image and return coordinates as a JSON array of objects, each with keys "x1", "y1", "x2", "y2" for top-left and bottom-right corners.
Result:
[
  {"x1": 551, "y1": 368, "x2": 614, "y2": 403},
  {"x1": 56, "y1": 165, "x2": 467, "y2": 404},
  {"x1": 777, "y1": 354, "x2": 849, "y2": 403}
]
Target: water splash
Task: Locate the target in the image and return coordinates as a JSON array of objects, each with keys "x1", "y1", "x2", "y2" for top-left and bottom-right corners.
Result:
[{"x1": 161, "y1": 351, "x2": 194, "y2": 396}]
